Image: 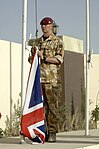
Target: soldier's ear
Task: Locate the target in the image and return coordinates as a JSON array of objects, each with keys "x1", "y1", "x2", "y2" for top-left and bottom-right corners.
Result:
[{"x1": 50, "y1": 24, "x2": 53, "y2": 29}]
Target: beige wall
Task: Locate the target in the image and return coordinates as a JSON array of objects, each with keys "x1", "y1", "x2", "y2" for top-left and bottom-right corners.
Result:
[
  {"x1": 0, "y1": 40, "x2": 30, "y2": 129},
  {"x1": 59, "y1": 35, "x2": 83, "y2": 53},
  {"x1": 0, "y1": 40, "x2": 11, "y2": 129},
  {"x1": 84, "y1": 54, "x2": 99, "y2": 116}
]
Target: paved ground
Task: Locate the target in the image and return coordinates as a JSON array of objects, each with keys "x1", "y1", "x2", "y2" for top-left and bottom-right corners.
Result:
[{"x1": 0, "y1": 129, "x2": 99, "y2": 149}]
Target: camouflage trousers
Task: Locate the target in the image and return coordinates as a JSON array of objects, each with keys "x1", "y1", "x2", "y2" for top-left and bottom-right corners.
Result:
[{"x1": 41, "y1": 83, "x2": 62, "y2": 133}]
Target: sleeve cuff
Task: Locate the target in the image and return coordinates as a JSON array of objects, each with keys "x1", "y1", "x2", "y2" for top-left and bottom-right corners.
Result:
[{"x1": 55, "y1": 55, "x2": 63, "y2": 64}]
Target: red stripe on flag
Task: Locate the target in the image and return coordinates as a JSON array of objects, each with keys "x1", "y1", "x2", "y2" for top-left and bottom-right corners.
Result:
[{"x1": 21, "y1": 108, "x2": 44, "y2": 137}]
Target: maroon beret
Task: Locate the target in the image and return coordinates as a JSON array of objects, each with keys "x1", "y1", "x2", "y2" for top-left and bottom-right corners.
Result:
[{"x1": 40, "y1": 17, "x2": 53, "y2": 25}]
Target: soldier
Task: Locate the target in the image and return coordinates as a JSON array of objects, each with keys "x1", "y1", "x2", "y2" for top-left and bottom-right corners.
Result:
[{"x1": 28, "y1": 17, "x2": 64, "y2": 142}]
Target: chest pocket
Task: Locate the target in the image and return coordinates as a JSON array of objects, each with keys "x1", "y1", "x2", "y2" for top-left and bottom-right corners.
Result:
[{"x1": 42, "y1": 40, "x2": 57, "y2": 57}]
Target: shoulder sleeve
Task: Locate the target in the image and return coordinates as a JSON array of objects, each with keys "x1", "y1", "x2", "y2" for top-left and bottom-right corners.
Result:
[{"x1": 54, "y1": 38, "x2": 64, "y2": 64}]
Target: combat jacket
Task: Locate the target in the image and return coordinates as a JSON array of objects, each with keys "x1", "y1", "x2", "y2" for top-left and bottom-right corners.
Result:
[{"x1": 31, "y1": 33, "x2": 64, "y2": 86}]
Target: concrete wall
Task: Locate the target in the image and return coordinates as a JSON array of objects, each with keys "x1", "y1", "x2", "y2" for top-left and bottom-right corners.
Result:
[
  {"x1": 84, "y1": 54, "x2": 99, "y2": 116},
  {"x1": 59, "y1": 35, "x2": 83, "y2": 53},
  {"x1": 0, "y1": 40, "x2": 11, "y2": 129},
  {"x1": 0, "y1": 40, "x2": 30, "y2": 129},
  {"x1": 60, "y1": 35, "x2": 84, "y2": 128},
  {"x1": 63, "y1": 51, "x2": 84, "y2": 116}
]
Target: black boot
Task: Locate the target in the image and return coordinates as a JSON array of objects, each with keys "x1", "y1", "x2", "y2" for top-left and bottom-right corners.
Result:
[{"x1": 48, "y1": 132, "x2": 56, "y2": 142}]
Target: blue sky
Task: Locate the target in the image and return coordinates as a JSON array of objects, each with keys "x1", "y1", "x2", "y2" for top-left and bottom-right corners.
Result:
[{"x1": 0, "y1": 0, "x2": 99, "y2": 53}]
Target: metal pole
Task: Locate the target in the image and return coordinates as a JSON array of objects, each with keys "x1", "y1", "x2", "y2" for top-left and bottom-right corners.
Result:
[
  {"x1": 85, "y1": 0, "x2": 90, "y2": 136},
  {"x1": 10, "y1": 42, "x2": 12, "y2": 133},
  {"x1": 21, "y1": 0, "x2": 27, "y2": 108},
  {"x1": 35, "y1": 0, "x2": 38, "y2": 39}
]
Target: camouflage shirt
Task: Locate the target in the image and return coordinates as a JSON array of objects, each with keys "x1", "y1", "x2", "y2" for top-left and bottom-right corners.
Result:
[{"x1": 31, "y1": 33, "x2": 64, "y2": 86}]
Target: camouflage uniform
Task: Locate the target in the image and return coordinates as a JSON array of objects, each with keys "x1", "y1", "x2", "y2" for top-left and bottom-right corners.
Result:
[{"x1": 31, "y1": 33, "x2": 64, "y2": 133}]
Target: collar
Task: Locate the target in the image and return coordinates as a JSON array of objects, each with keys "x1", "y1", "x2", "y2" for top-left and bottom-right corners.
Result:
[{"x1": 41, "y1": 33, "x2": 55, "y2": 41}]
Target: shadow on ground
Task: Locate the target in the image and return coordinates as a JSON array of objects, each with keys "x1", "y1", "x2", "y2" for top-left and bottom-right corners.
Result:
[{"x1": 0, "y1": 136, "x2": 99, "y2": 145}]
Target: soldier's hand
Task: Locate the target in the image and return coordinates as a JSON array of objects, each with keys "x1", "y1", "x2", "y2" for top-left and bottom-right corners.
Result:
[
  {"x1": 38, "y1": 51, "x2": 43, "y2": 60},
  {"x1": 28, "y1": 55, "x2": 33, "y2": 64}
]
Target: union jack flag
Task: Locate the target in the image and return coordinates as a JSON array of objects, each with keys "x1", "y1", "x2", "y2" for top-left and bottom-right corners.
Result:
[{"x1": 21, "y1": 49, "x2": 45, "y2": 144}]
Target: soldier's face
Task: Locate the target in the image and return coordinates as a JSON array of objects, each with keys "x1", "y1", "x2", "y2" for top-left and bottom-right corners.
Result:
[{"x1": 41, "y1": 24, "x2": 52, "y2": 34}]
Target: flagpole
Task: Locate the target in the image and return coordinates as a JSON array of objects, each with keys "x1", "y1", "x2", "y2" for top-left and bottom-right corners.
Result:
[
  {"x1": 21, "y1": 0, "x2": 27, "y2": 108},
  {"x1": 85, "y1": 0, "x2": 90, "y2": 136},
  {"x1": 35, "y1": 0, "x2": 38, "y2": 39},
  {"x1": 10, "y1": 42, "x2": 12, "y2": 133}
]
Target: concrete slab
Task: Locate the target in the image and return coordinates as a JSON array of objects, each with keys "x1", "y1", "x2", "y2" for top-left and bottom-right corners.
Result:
[{"x1": 0, "y1": 129, "x2": 99, "y2": 149}]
